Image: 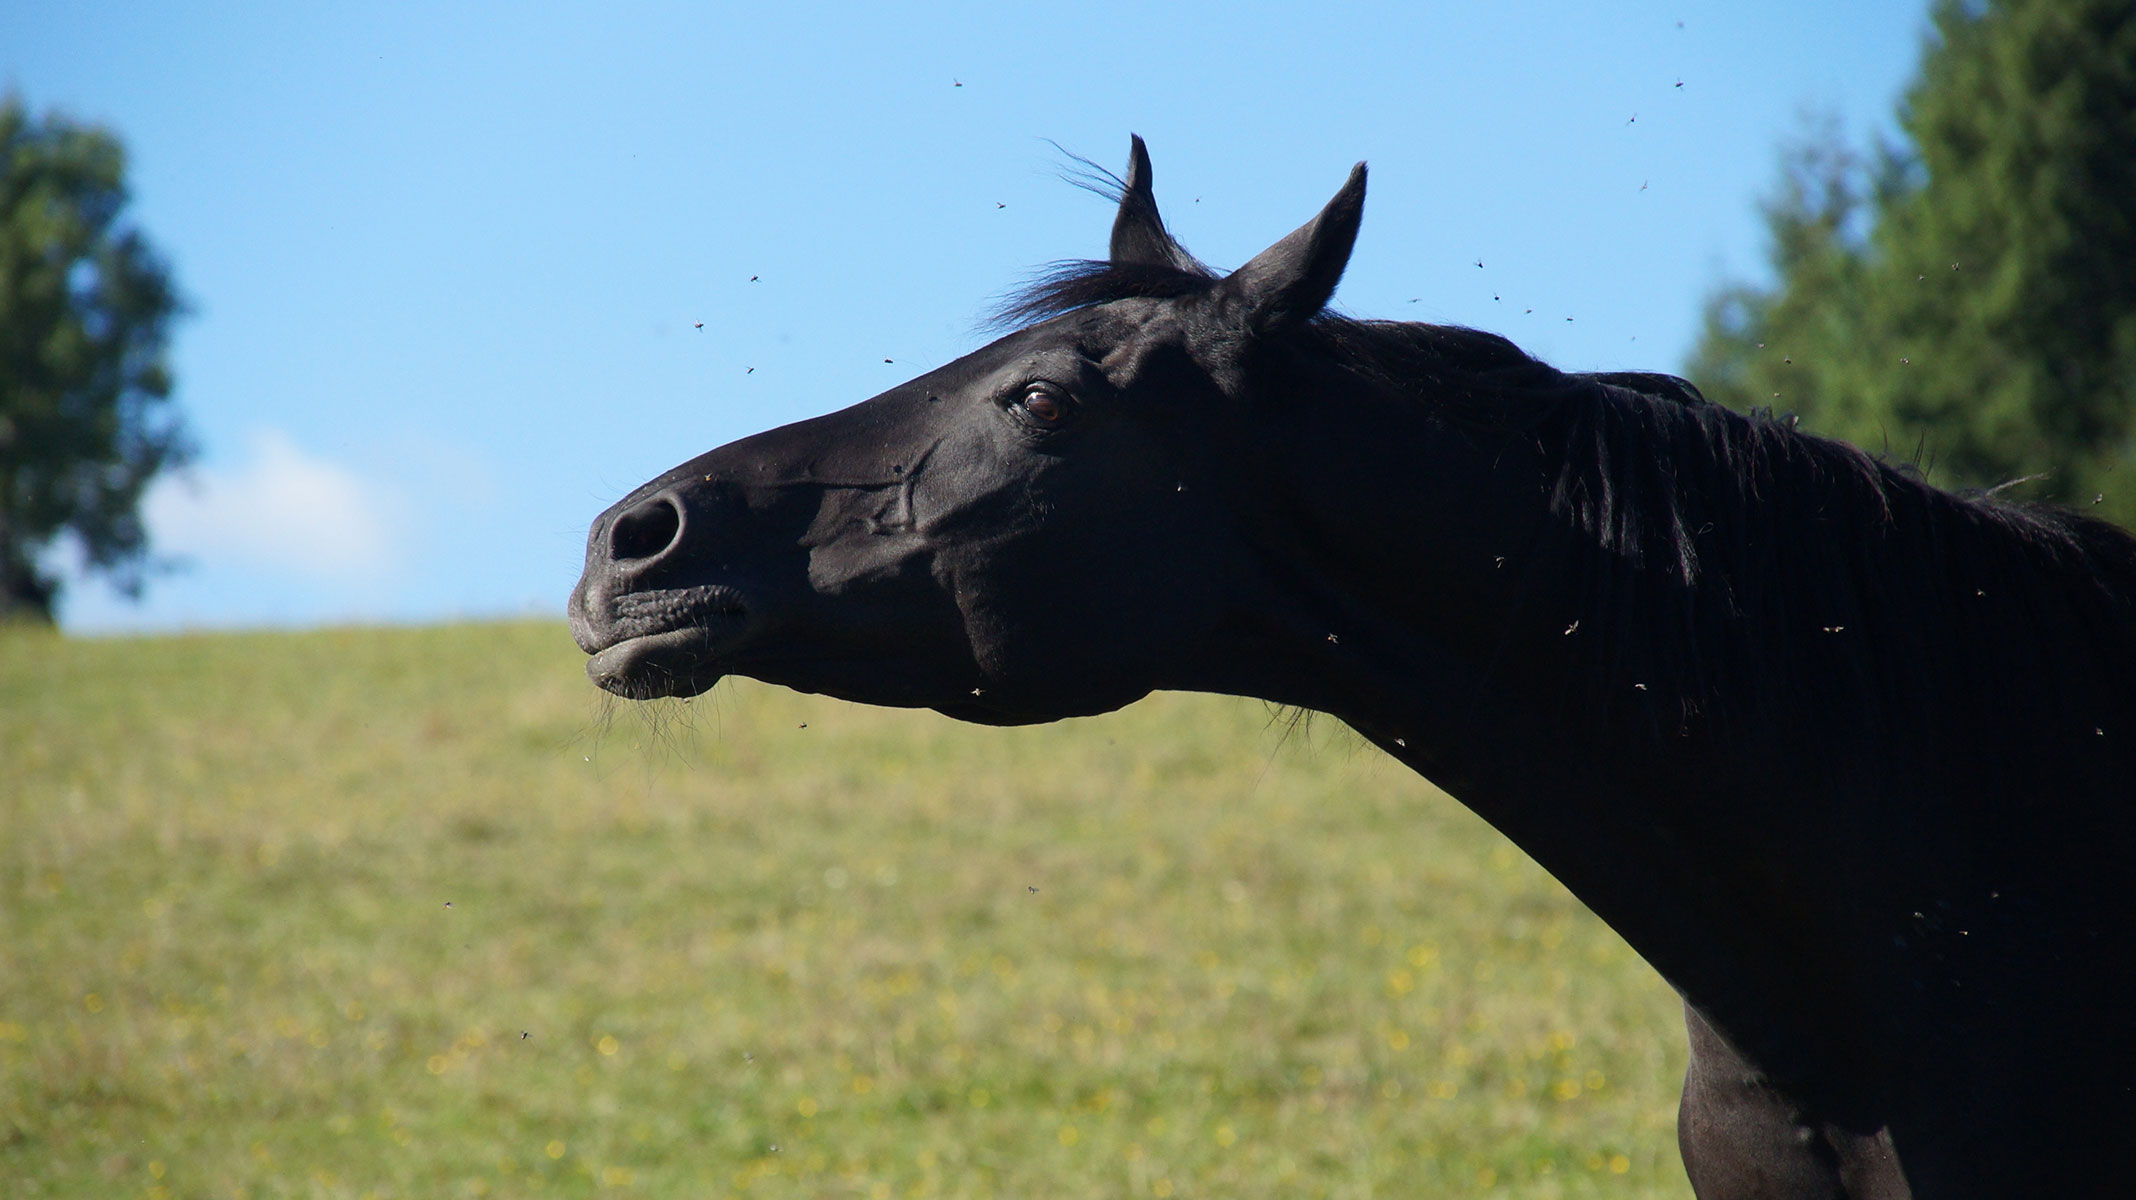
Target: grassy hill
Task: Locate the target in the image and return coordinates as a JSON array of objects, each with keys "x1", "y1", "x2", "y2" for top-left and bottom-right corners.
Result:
[{"x1": 1, "y1": 620, "x2": 1688, "y2": 1199}]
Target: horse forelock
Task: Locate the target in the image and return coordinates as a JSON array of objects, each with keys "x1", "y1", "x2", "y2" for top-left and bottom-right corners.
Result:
[{"x1": 992, "y1": 259, "x2": 1221, "y2": 331}]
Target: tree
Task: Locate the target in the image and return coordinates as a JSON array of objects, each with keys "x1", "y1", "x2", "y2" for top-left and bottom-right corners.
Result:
[
  {"x1": 0, "y1": 95, "x2": 189, "y2": 622},
  {"x1": 1689, "y1": 0, "x2": 2136, "y2": 525}
]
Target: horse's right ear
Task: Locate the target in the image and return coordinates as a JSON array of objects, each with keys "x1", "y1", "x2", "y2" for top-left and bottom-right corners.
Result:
[
  {"x1": 1109, "y1": 135, "x2": 1196, "y2": 270},
  {"x1": 1218, "y1": 162, "x2": 1366, "y2": 337}
]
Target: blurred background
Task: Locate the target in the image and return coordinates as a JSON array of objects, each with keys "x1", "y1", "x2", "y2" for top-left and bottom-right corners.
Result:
[
  {"x1": 8, "y1": 5, "x2": 2134, "y2": 1197},
  {"x1": 19, "y1": 0, "x2": 2093, "y2": 633}
]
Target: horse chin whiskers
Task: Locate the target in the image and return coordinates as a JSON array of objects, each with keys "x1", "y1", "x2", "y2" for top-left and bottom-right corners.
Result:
[
  {"x1": 1261, "y1": 701, "x2": 1369, "y2": 761},
  {"x1": 631, "y1": 693, "x2": 712, "y2": 766},
  {"x1": 578, "y1": 678, "x2": 723, "y2": 767}
]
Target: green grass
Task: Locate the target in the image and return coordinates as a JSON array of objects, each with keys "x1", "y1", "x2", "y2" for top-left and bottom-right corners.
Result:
[{"x1": 1, "y1": 620, "x2": 1690, "y2": 1199}]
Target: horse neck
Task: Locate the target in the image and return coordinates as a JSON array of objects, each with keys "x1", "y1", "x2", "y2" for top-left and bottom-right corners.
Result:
[
  {"x1": 1210, "y1": 361, "x2": 2136, "y2": 1093},
  {"x1": 1192, "y1": 367, "x2": 1904, "y2": 1087},
  {"x1": 1209, "y1": 369, "x2": 1668, "y2": 795}
]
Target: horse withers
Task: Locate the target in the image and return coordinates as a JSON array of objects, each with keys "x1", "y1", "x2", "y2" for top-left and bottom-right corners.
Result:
[{"x1": 571, "y1": 137, "x2": 2136, "y2": 1199}]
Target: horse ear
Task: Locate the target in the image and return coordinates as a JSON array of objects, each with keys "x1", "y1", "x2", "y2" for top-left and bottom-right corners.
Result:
[
  {"x1": 1219, "y1": 162, "x2": 1367, "y2": 336},
  {"x1": 1109, "y1": 135, "x2": 1194, "y2": 269}
]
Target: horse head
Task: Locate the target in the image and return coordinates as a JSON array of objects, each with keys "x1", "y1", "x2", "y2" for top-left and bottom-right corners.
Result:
[{"x1": 568, "y1": 138, "x2": 1510, "y2": 726}]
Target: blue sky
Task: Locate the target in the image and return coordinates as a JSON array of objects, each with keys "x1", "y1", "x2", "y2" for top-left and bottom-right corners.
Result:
[{"x1": 5, "y1": 2, "x2": 1930, "y2": 633}]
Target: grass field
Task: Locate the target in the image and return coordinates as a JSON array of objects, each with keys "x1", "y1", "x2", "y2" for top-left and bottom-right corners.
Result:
[{"x1": 1, "y1": 620, "x2": 1690, "y2": 1199}]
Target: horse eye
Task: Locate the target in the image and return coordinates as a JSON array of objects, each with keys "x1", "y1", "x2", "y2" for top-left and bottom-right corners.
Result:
[{"x1": 1017, "y1": 387, "x2": 1072, "y2": 426}]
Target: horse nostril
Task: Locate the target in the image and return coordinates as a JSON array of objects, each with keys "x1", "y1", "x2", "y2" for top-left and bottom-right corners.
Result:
[{"x1": 609, "y1": 495, "x2": 682, "y2": 563}]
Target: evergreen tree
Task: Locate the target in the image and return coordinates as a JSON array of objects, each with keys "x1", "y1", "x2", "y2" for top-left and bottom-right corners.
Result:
[
  {"x1": 1690, "y1": 0, "x2": 2136, "y2": 524},
  {"x1": 0, "y1": 95, "x2": 189, "y2": 621}
]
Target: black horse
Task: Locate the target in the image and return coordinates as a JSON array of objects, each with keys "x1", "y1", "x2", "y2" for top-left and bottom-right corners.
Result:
[{"x1": 570, "y1": 138, "x2": 2136, "y2": 1198}]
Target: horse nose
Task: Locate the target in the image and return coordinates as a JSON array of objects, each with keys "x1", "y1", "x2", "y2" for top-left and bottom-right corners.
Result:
[{"x1": 607, "y1": 492, "x2": 685, "y2": 566}]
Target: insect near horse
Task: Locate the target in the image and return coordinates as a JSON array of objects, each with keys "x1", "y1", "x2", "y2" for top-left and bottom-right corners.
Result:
[{"x1": 571, "y1": 138, "x2": 2136, "y2": 1199}]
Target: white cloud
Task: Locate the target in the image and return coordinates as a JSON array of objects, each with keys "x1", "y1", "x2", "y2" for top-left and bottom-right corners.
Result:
[{"x1": 145, "y1": 429, "x2": 400, "y2": 580}]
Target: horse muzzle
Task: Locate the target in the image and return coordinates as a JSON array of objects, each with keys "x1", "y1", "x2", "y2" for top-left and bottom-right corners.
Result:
[{"x1": 570, "y1": 487, "x2": 759, "y2": 699}]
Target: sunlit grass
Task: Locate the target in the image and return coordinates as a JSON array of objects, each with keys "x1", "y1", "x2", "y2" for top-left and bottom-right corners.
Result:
[{"x1": 1, "y1": 620, "x2": 1689, "y2": 1198}]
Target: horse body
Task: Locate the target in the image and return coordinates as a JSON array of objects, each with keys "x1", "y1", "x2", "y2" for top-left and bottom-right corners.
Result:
[{"x1": 570, "y1": 138, "x2": 2136, "y2": 1197}]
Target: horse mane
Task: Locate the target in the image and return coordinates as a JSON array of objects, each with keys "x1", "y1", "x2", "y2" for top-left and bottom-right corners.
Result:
[
  {"x1": 1320, "y1": 317, "x2": 2136, "y2": 806},
  {"x1": 1003, "y1": 260, "x2": 2136, "y2": 806},
  {"x1": 1539, "y1": 376, "x2": 2133, "y2": 772}
]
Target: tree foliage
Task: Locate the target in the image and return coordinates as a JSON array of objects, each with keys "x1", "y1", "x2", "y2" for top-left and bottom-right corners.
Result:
[
  {"x1": 0, "y1": 95, "x2": 189, "y2": 621},
  {"x1": 1689, "y1": 0, "x2": 2136, "y2": 524}
]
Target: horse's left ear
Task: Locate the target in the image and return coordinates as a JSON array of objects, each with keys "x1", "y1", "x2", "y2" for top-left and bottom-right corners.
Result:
[{"x1": 1219, "y1": 162, "x2": 1367, "y2": 336}]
